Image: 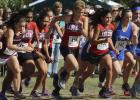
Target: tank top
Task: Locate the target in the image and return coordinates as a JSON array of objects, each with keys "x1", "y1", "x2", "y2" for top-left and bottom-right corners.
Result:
[
  {"x1": 89, "y1": 24, "x2": 114, "y2": 55},
  {"x1": 61, "y1": 16, "x2": 82, "y2": 48},
  {"x1": 3, "y1": 32, "x2": 23, "y2": 55},
  {"x1": 113, "y1": 22, "x2": 132, "y2": 51},
  {"x1": 17, "y1": 30, "x2": 34, "y2": 53},
  {"x1": 38, "y1": 26, "x2": 50, "y2": 49}
]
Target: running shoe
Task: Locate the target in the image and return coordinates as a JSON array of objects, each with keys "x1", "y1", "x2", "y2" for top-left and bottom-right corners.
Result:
[
  {"x1": 122, "y1": 83, "x2": 130, "y2": 96},
  {"x1": 108, "y1": 87, "x2": 116, "y2": 95},
  {"x1": 99, "y1": 87, "x2": 111, "y2": 98},
  {"x1": 14, "y1": 92, "x2": 26, "y2": 100},
  {"x1": 30, "y1": 91, "x2": 40, "y2": 97},
  {"x1": 41, "y1": 90, "x2": 51, "y2": 96},
  {"x1": 6, "y1": 86, "x2": 14, "y2": 94},
  {"x1": 70, "y1": 86, "x2": 79, "y2": 96},
  {"x1": 0, "y1": 92, "x2": 7, "y2": 100}
]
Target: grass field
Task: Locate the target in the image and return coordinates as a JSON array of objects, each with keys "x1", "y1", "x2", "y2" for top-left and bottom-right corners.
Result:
[
  {"x1": 1, "y1": 76, "x2": 139, "y2": 100},
  {"x1": 0, "y1": 60, "x2": 140, "y2": 100}
]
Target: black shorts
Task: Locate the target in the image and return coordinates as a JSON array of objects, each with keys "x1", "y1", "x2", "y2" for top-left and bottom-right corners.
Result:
[
  {"x1": 18, "y1": 52, "x2": 39, "y2": 65},
  {"x1": 60, "y1": 46, "x2": 79, "y2": 59},
  {"x1": 87, "y1": 52, "x2": 108, "y2": 64}
]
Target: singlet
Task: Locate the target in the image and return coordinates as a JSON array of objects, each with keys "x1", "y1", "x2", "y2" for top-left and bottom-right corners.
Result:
[
  {"x1": 89, "y1": 24, "x2": 114, "y2": 55},
  {"x1": 3, "y1": 32, "x2": 23, "y2": 55},
  {"x1": 17, "y1": 30, "x2": 34, "y2": 53},
  {"x1": 61, "y1": 16, "x2": 82, "y2": 48},
  {"x1": 112, "y1": 22, "x2": 132, "y2": 51},
  {"x1": 27, "y1": 21, "x2": 40, "y2": 42},
  {"x1": 37, "y1": 25, "x2": 50, "y2": 49}
]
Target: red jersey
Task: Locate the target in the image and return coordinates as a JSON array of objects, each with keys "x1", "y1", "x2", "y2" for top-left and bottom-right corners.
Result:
[
  {"x1": 89, "y1": 24, "x2": 114, "y2": 55},
  {"x1": 27, "y1": 21, "x2": 39, "y2": 33},
  {"x1": 61, "y1": 20, "x2": 82, "y2": 48}
]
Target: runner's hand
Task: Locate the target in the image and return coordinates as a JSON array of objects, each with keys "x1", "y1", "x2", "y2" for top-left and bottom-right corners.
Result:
[
  {"x1": 24, "y1": 47, "x2": 34, "y2": 52},
  {"x1": 113, "y1": 48, "x2": 119, "y2": 55}
]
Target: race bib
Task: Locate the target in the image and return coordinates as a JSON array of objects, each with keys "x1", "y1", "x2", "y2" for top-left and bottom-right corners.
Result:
[
  {"x1": 115, "y1": 40, "x2": 128, "y2": 51},
  {"x1": 17, "y1": 42, "x2": 28, "y2": 53},
  {"x1": 97, "y1": 43, "x2": 109, "y2": 50},
  {"x1": 3, "y1": 48, "x2": 17, "y2": 56},
  {"x1": 0, "y1": 42, "x2": 2, "y2": 49},
  {"x1": 18, "y1": 42, "x2": 28, "y2": 48},
  {"x1": 68, "y1": 36, "x2": 80, "y2": 48}
]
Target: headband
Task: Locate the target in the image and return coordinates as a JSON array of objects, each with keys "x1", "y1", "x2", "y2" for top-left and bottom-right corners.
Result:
[{"x1": 132, "y1": 6, "x2": 140, "y2": 11}]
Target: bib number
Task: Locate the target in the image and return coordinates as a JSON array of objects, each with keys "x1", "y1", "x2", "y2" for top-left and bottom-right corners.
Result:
[
  {"x1": 68, "y1": 36, "x2": 79, "y2": 48},
  {"x1": 17, "y1": 42, "x2": 28, "y2": 53},
  {"x1": 115, "y1": 41, "x2": 127, "y2": 51},
  {"x1": 97, "y1": 43, "x2": 109, "y2": 50}
]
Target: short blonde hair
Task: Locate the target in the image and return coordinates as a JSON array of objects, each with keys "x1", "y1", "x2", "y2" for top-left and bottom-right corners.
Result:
[{"x1": 73, "y1": 0, "x2": 85, "y2": 9}]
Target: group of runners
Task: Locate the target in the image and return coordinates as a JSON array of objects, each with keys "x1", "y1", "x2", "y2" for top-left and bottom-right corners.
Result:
[{"x1": 0, "y1": 0, "x2": 140, "y2": 99}]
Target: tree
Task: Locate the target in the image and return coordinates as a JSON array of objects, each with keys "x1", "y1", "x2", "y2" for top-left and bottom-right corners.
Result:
[{"x1": 0, "y1": 0, "x2": 32, "y2": 11}]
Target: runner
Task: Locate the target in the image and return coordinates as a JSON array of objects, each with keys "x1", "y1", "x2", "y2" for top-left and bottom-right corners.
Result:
[
  {"x1": 51, "y1": 0, "x2": 88, "y2": 97},
  {"x1": 81, "y1": 9, "x2": 116, "y2": 98},
  {"x1": 37, "y1": 14, "x2": 52, "y2": 96},
  {"x1": 117, "y1": 9, "x2": 138, "y2": 96},
  {"x1": 0, "y1": 13, "x2": 33, "y2": 100},
  {"x1": 130, "y1": 6, "x2": 140, "y2": 98}
]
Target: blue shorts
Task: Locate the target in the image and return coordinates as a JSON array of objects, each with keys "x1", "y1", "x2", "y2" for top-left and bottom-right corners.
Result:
[
  {"x1": 109, "y1": 49, "x2": 125, "y2": 61},
  {"x1": 126, "y1": 45, "x2": 136, "y2": 56}
]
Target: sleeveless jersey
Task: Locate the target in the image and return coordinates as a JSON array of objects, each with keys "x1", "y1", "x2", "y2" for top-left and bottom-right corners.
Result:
[
  {"x1": 3, "y1": 32, "x2": 23, "y2": 55},
  {"x1": 18, "y1": 29, "x2": 34, "y2": 53},
  {"x1": 89, "y1": 24, "x2": 114, "y2": 55},
  {"x1": 112, "y1": 22, "x2": 132, "y2": 51},
  {"x1": 61, "y1": 16, "x2": 82, "y2": 48}
]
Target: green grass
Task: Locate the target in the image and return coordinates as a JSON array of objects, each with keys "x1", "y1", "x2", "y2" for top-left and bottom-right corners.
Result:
[
  {"x1": 0, "y1": 60, "x2": 140, "y2": 100},
  {"x1": 0, "y1": 76, "x2": 139, "y2": 100}
]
